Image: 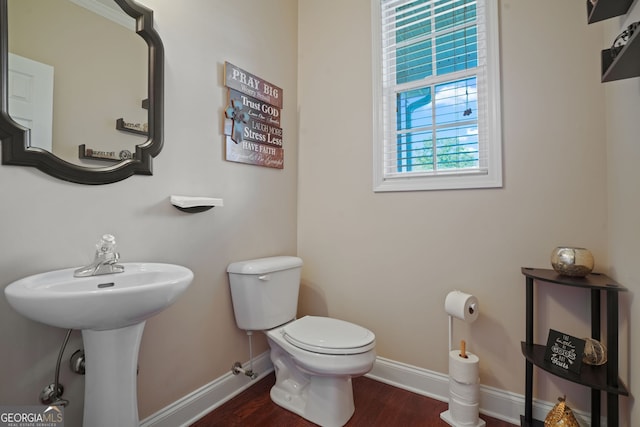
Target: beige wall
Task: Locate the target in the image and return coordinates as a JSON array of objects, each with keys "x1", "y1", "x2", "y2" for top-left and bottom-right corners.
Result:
[
  {"x1": 0, "y1": 0, "x2": 298, "y2": 425},
  {"x1": 298, "y1": 0, "x2": 613, "y2": 419}
]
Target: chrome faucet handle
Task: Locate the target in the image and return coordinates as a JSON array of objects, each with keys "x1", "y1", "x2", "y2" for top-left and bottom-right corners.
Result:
[
  {"x1": 97, "y1": 234, "x2": 116, "y2": 252},
  {"x1": 96, "y1": 234, "x2": 118, "y2": 260}
]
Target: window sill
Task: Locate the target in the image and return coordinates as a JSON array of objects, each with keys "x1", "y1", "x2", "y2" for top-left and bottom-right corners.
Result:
[{"x1": 373, "y1": 169, "x2": 502, "y2": 192}]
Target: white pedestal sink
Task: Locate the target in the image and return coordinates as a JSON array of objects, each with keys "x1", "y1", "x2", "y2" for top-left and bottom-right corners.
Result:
[{"x1": 4, "y1": 263, "x2": 194, "y2": 427}]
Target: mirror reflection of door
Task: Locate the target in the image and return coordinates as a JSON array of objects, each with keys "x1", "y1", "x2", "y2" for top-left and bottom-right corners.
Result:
[
  {"x1": 8, "y1": 53, "x2": 54, "y2": 152},
  {"x1": 7, "y1": 0, "x2": 147, "y2": 167}
]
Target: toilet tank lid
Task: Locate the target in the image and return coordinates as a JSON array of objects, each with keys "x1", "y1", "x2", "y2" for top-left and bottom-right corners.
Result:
[{"x1": 227, "y1": 256, "x2": 303, "y2": 275}]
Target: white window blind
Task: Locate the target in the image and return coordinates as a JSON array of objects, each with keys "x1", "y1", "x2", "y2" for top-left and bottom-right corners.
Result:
[{"x1": 373, "y1": 0, "x2": 502, "y2": 191}]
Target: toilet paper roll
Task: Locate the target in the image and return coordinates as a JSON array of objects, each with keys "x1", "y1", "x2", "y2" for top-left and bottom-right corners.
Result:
[
  {"x1": 449, "y1": 396, "x2": 480, "y2": 425},
  {"x1": 449, "y1": 350, "x2": 480, "y2": 385},
  {"x1": 445, "y1": 291, "x2": 479, "y2": 323},
  {"x1": 449, "y1": 377, "x2": 480, "y2": 403}
]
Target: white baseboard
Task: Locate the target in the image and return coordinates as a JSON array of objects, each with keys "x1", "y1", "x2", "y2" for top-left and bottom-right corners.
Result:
[
  {"x1": 140, "y1": 353, "x2": 598, "y2": 427},
  {"x1": 139, "y1": 352, "x2": 274, "y2": 427},
  {"x1": 367, "y1": 356, "x2": 597, "y2": 426}
]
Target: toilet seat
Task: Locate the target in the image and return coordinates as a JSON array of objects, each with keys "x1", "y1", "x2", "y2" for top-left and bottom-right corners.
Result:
[{"x1": 283, "y1": 316, "x2": 375, "y2": 355}]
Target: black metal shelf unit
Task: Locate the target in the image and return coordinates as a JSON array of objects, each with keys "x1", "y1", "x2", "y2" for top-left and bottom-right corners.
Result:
[{"x1": 519, "y1": 268, "x2": 628, "y2": 427}]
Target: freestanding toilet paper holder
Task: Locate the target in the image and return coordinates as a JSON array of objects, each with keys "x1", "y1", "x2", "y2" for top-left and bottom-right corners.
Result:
[{"x1": 440, "y1": 291, "x2": 486, "y2": 427}]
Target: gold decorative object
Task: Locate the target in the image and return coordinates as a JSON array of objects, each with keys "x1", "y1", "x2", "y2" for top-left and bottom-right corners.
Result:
[
  {"x1": 551, "y1": 247, "x2": 594, "y2": 277},
  {"x1": 583, "y1": 337, "x2": 607, "y2": 366},
  {"x1": 544, "y1": 396, "x2": 580, "y2": 427}
]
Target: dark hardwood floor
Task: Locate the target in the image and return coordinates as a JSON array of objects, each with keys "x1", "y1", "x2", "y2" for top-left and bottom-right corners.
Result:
[{"x1": 191, "y1": 373, "x2": 517, "y2": 427}]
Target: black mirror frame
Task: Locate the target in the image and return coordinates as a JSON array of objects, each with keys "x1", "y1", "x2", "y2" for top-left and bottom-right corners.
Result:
[{"x1": 0, "y1": 0, "x2": 164, "y2": 185}]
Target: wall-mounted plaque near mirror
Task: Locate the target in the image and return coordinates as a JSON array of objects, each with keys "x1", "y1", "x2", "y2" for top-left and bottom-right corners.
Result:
[{"x1": 0, "y1": 0, "x2": 164, "y2": 184}]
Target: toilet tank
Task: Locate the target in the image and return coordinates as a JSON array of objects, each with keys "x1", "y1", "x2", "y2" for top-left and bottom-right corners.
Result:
[{"x1": 227, "y1": 256, "x2": 303, "y2": 331}]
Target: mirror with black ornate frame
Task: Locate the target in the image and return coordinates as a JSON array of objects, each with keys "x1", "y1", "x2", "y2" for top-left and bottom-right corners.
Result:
[{"x1": 0, "y1": 0, "x2": 163, "y2": 184}]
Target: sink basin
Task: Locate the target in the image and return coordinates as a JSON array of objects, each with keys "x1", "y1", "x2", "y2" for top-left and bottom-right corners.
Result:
[
  {"x1": 4, "y1": 262, "x2": 194, "y2": 331},
  {"x1": 4, "y1": 262, "x2": 194, "y2": 427}
]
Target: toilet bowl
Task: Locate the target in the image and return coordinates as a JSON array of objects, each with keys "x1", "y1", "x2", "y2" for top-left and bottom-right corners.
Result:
[
  {"x1": 227, "y1": 256, "x2": 376, "y2": 427},
  {"x1": 266, "y1": 316, "x2": 376, "y2": 426},
  {"x1": 266, "y1": 316, "x2": 376, "y2": 427}
]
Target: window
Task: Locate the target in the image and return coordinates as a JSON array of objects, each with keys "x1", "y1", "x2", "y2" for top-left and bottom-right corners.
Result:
[{"x1": 372, "y1": 0, "x2": 502, "y2": 192}]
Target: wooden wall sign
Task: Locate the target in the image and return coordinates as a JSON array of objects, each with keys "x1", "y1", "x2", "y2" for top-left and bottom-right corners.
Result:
[{"x1": 223, "y1": 62, "x2": 284, "y2": 169}]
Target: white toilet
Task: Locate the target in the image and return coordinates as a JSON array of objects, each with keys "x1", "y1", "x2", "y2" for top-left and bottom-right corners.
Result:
[{"x1": 227, "y1": 256, "x2": 376, "y2": 427}]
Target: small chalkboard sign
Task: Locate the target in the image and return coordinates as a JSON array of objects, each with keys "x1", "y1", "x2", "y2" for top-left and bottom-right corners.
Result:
[{"x1": 544, "y1": 329, "x2": 586, "y2": 374}]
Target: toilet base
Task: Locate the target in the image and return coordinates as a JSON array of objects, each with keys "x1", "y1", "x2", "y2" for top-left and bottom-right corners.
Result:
[
  {"x1": 269, "y1": 343, "x2": 356, "y2": 427},
  {"x1": 271, "y1": 374, "x2": 354, "y2": 427}
]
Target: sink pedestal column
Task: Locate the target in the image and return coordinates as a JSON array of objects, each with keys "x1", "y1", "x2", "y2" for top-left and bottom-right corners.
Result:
[{"x1": 82, "y1": 322, "x2": 146, "y2": 427}]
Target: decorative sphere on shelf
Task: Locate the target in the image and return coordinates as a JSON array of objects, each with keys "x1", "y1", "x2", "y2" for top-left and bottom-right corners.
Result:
[
  {"x1": 550, "y1": 247, "x2": 594, "y2": 277},
  {"x1": 583, "y1": 337, "x2": 607, "y2": 366}
]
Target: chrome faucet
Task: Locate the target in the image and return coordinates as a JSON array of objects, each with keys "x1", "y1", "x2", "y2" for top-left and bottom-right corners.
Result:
[{"x1": 74, "y1": 234, "x2": 125, "y2": 277}]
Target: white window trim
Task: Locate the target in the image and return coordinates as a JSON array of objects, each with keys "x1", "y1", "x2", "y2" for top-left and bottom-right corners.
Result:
[{"x1": 372, "y1": 0, "x2": 503, "y2": 192}]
